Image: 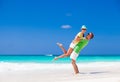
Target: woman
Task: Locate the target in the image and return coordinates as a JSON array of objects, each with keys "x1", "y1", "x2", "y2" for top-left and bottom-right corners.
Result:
[{"x1": 54, "y1": 25, "x2": 87, "y2": 60}]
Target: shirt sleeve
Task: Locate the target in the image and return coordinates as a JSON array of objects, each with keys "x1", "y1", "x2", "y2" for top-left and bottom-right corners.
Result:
[{"x1": 76, "y1": 32, "x2": 83, "y2": 39}]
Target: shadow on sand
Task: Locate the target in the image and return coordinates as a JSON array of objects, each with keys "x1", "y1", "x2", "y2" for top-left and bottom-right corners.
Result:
[{"x1": 79, "y1": 71, "x2": 109, "y2": 75}]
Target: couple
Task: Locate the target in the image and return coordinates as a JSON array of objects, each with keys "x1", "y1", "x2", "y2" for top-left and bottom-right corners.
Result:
[{"x1": 54, "y1": 25, "x2": 94, "y2": 74}]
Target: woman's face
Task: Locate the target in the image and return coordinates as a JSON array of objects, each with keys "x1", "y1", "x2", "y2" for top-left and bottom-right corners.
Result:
[{"x1": 82, "y1": 29, "x2": 86, "y2": 33}]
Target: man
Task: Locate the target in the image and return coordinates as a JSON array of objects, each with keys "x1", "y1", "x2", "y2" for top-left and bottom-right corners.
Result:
[
  {"x1": 54, "y1": 25, "x2": 87, "y2": 60},
  {"x1": 70, "y1": 32, "x2": 94, "y2": 74}
]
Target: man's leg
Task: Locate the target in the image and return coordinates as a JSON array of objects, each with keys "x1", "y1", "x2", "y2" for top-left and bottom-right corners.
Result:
[
  {"x1": 71, "y1": 59, "x2": 79, "y2": 74},
  {"x1": 54, "y1": 47, "x2": 73, "y2": 60}
]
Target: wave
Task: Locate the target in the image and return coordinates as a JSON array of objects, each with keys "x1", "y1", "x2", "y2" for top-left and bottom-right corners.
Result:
[{"x1": 45, "y1": 54, "x2": 53, "y2": 56}]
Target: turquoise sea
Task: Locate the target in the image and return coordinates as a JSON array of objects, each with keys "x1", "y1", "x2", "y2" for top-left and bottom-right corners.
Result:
[{"x1": 0, "y1": 55, "x2": 120, "y2": 63}]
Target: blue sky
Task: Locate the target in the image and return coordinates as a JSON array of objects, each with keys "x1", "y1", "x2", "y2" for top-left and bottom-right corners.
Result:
[{"x1": 0, "y1": 0, "x2": 120, "y2": 55}]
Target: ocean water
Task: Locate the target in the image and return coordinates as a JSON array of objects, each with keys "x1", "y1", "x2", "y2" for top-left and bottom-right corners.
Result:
[
  {"x1": 0, "y1": 55, "x2": 120, "y2": 72},
  {"x1": 0, "y1": 55, "x2": 120, "y2": 63}
]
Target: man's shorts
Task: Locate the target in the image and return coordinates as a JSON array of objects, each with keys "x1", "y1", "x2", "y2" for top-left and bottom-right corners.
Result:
[
  {"x1": 69, "y1": 42, "x2": 76, "y2": 49},
  {"x1": 70, "y1": 51, "x2": 79, "y2": 60}
]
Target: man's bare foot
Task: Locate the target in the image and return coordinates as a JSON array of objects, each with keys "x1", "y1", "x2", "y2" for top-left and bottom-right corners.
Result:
[{"x1": 56, "y1": 42, "x2": 63, "y2": 47}]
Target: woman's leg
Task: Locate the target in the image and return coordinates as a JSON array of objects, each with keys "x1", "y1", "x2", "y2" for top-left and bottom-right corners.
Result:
[
  {"x1": 54, "y1": 47, "x2": 73, "y2": 60},
  {"x1": 56, "y1": 43, "x2": 67, "y2": 54}
]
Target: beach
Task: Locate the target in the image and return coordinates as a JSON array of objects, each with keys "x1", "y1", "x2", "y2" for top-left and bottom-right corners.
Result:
[
  {"x1": 0, "y1": 62, "x2": 120, "y2": 82},
  {"x1": 1, "y1": 0, "x2": 120, "y2": 81}
]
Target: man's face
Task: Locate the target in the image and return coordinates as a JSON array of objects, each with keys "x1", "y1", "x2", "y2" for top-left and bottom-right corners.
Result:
[{"x1": 87, "y1": 34, "x2": 92, "y2": 40}]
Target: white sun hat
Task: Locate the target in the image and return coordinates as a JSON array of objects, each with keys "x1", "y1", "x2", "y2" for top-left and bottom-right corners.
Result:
[{"x1": 81, "y1": 25, "x2": 87, "y2": 30}]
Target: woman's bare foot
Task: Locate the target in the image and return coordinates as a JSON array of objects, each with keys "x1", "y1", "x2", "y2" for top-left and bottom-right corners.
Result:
[
  {"x1": 54, "y1": 56, "x2": 59, "y2": 60},
  {"x1": 56, "y1": 42, "x2": 63, "y2": 47}
]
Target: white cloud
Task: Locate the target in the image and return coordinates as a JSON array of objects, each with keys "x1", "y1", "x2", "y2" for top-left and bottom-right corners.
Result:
[{"x1": 61, "y1": 25, "x2": 72, "y2": 29}]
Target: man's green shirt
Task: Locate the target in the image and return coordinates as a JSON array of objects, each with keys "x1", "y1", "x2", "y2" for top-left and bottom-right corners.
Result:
[{"x1": 74, "y1": 39, "x2": 89, "y2": 54}]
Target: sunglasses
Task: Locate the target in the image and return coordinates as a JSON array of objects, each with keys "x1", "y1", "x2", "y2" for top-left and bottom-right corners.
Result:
[
  {"x1": 82, "y1": 29, "x2": 87, "y2": 30},
  {"x1": 87, "y1": 33, "x2": 92, "y2": 35}
]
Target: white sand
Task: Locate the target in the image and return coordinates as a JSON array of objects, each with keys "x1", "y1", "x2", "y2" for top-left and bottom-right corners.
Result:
[{"x1": 0, "y1": 62, "x2": 120, "y2": 82}]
